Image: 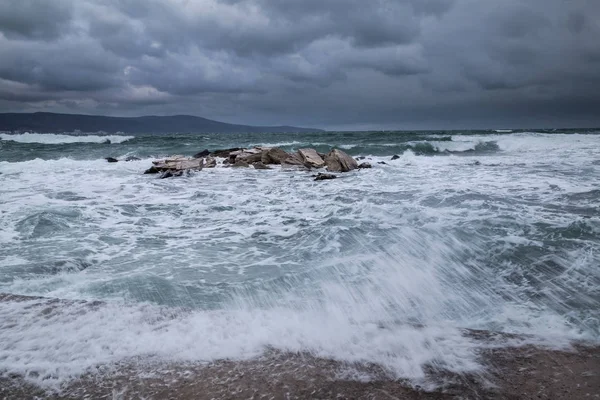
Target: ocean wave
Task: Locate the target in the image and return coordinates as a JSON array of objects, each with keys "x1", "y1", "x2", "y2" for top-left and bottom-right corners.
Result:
[{"x1": 0, "y1": 132, "x2": 134, "y2": 144}]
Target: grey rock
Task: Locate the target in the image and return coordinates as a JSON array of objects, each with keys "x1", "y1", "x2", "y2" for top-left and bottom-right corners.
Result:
[
  {"x1": 377, "y1": 161, "x2": 387, "y2": 165},
  {"x1": 193, "y1": 149, "x2": 210, "y2": 158},
  {"x1": 105, "y1": 157, "x2": 119, "y2": 163},
  {"x1": 261, "y1": 147, "x2": 289, "y2": 164},
  {"x1": 159, "y1": 170, "x2": 183, "y2": 179},
  {"x1": 211, "y1": 148, "x2": 242, "y2": 158},
  {"x1": 125, "y1": 156, "x2": 141, "y2": 162},
  {"x1": 298, "y1": 148, "x2": 325, "y2": 168},
  {"x1": 391, "y1": 154, "x2": 400, "y2": 160},
  {"x1": 314, "y1": 173, "x2": 337, "y2": 181},
  {"x1": 205, "y1": 156, "x2": 217, "y2": 168},
  {"x1": 236, "y1": 151, "x2": 263, "y2": 164},
  {"x1": 324, "y1": 149, "x2": 358, "y2": 172},
  {"x1": 233, "y1": 160, "x2": 250, "y2": 168},
  {"x1": 358, "y1": 162, "x2": 372, "y2": 169},
  {"x1": 146, "y1": 157, "x2": 205, "y2": 174},
  {"x1": 252, "y1": 162, "x2": 271, "y2": 170},
  {"x1": 282, "y1": 153, "x2": 305, "y2": 167}
]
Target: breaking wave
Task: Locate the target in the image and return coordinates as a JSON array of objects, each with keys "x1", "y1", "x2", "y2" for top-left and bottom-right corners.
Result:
[{"x1": 0, "y1": 132, "x2": 134, "y2": 145}]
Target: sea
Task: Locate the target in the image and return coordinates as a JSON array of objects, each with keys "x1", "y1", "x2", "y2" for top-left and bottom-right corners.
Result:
[{"x1": 0, "y1": 129, "x2": 599, "y2": 390}]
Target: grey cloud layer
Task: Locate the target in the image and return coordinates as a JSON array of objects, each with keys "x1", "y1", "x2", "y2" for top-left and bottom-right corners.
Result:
[{"x1": 0, "y1": 0, "x2": 598, "y2": 129}]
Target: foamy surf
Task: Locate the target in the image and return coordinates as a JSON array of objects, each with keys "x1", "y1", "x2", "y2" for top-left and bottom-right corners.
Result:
[
  {"x1": 0, "y1": 130, "x2": 599, "y2": 396},
  {"x1": 0, "y1": 132, "x2": 134, "y2": 144}
]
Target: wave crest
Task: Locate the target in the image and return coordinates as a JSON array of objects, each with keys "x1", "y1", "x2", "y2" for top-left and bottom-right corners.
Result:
[{"x1": 0, "y1": 132, "x2": 134, "y2": 144}]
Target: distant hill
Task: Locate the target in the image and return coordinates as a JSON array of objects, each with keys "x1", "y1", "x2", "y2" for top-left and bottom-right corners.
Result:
[{"x1": 0, "y1": 112, "x2": 323, "y2": 134}]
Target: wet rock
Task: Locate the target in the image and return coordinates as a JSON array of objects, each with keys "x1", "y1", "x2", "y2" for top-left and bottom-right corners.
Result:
[
  {"x1": 261, "y1": 147, "x2": 289, "y2": 164},
  {"x1": 358, "y1": 162, "x2": 372, "y2": 169},
  {"x1": 222, "y1": 159, "x2": 230, "y2": 165},
  {"x1": 472, "y1": 160, "x2": 481, "y2": 166},
  {"x1": 377, "y1": 161, "x2": 387, "y2": 165},
  {"x1": 159, "y1": 170, "x2": 183, "y2": 179},
  {"x1": 314, "y1": 173, "x2": 337, "y2": 181},
  {"x1": 193, "y1": 149, "x2": 210, "y2": 158},
  {"x1": 235, "y1": 150, "x2": 263, "y2": 164},
  {"x1": 144, "y1": 166, "x2": 160, "y2": 174},
  {"x1": 105, "y1": 157, "x2": 119, "y2": 163},
  {"x1": 324, "y1": 149, "x2": 358, "y2": 172},
  {"x1": 149, "y1": 157, "x2": 205, "y2": 173},
  {"x1": 298, "y1": 148, "x2": 325, "y2": 168},
  {"x1": 211, "y1": 148, "x2": 242, "y2": 158},
  {"x1": 205, "y1": 156, "x2": 217, "y2": 168},
  {"x1": 282, "y1": 153, "x2": 305, "y2": 167},
  {"x1": 233, "y1": 160, "x2": 250, "y2": 168},
  {"x1": 102, "y1": 139, "x2": 112, "y2": 144},
  {"x1": 356, "y1": 156, "x2": 366, "y2": 161},
  {"x1": 125, "y1": 156, "x2": 141, "y2": 162},
  {"x1": 252, "y1": 162, "x2": 271, "y2": 170},
  {"x1": 391, "y1": 154, "x2": 400, "y2": 160}
]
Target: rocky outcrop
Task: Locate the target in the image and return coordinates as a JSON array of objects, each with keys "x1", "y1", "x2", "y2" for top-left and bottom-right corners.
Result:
[
  {"x1": 358, "y1": 162, "x2": 372, "y2": 169},
  {"x1": 143, "y1": 147, "x2": 370, "y2": 178},
  {"x1": 261, "y1": 147, "x2": 289, "y2": 164},
  {"x1": 391, "y1": 154, "x2": 400, "y2": 160},
  {"x1": 105, "y1": 157, "x2": 119, "y2": 163},
  {"x1": 324, "y1": 149, "x2": 358, "y2": 172},
  {"x1": 298, "y1": 148, "x2": 325, "y2": 168}
]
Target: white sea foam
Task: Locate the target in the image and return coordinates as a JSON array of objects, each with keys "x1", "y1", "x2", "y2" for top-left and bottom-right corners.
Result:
[
  {"x1": 0, "y1": 132, "x2": 134, "y2": 144},
  {"x1": 0, "y1": 132, "x2": 599, "y2": 388}
]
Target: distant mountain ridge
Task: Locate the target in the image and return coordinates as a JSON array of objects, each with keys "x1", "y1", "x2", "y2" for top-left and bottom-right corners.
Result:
[{"x1": 0, "y1": 112, "x2": 323, "y2": 134}]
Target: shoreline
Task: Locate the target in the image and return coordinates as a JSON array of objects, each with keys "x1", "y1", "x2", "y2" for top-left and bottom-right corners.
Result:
[
  {"x1": 1, "y1": 294, "x2": 598, "y2": 399},
  {"x1": 1, "y1": 344, "x2": 598, "y2": 399}
]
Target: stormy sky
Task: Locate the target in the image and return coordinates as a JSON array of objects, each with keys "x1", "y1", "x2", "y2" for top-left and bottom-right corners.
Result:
[{"x1": 0, "y1": 0, "x2": 599, "y2": 130}]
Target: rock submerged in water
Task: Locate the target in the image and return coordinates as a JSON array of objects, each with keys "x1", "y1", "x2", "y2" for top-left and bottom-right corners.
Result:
[
  {"x1": 105, "y1": 157, "x2": 119, "y2": 163},
  {"x1": 391, "y1": 154, "x2": 400, "y2": 160},
  {"x1": 314, "y1": 173, "x2": 336, "y2": 181},
  {"x1": 160, "y1": 170, "x2": 184, "y2": 179},
  {"x1": 324, "y1": 149, "x2": 358, "y2": 172},
  {"x1": 358, "y1": 162, "x2": 372, "y2": 169},
  {"x1": 252, "y1": 162, "x2": 271, "y2": 170},
  {"x1": 125, "y1": 156, "x2": 141, "y2": 162}
]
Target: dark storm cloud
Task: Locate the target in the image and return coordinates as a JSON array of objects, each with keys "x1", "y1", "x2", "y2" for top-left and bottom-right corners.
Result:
[
  {"x1": 0, "y1": 0, "x2": 599, "y2": 129},
  {"x1": 0, "y1": 1, "x2": 73, "y2": 40}
]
